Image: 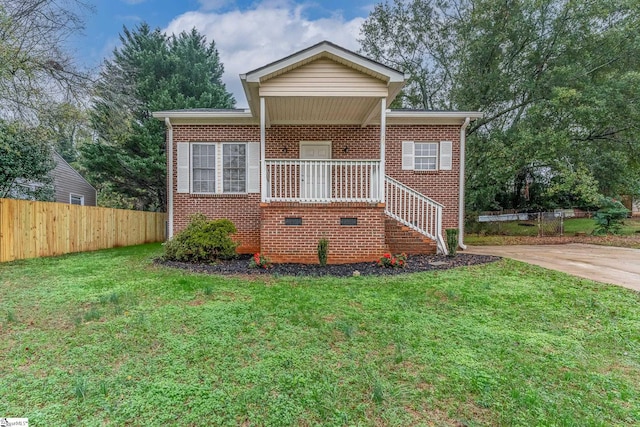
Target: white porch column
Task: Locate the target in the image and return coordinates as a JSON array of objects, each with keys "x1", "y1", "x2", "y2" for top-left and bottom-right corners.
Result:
[
  {"x1": 260, "y1": 97, "x2": 267, "y2": 202},
  {"x1": 379, "y1": 97, "x2": 386, "y2": 203}
]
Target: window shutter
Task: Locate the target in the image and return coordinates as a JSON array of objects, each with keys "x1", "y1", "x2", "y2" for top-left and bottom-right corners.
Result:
[
  {"x1": 439, "y1": 141, "x2": 453, "y2": 171},
  {"x1": 247, "y1": 142, "x2": 260, "y2": 193},
  {"x1": 402, "y1": 141, "x2": 414, "y2": 170},
  {"x1": 176, "y1": 143, "x2": 190, "y2": 193}
]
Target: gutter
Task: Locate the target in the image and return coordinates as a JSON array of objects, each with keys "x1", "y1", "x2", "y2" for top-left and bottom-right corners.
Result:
[
  {"x1": 165, "y1": 117, "x2": 174, "y2": 240},
  {"x1": 458, "y1": 117, "x2": 471, "y2": 250}
]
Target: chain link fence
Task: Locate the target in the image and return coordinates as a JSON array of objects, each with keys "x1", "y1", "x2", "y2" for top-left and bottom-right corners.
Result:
[
  {"x1": 536, "y1": 211, "x2": 564, "y2": 237},
  {"x1": 473, "y1": 210, "x2": 578, "y2": 237}
]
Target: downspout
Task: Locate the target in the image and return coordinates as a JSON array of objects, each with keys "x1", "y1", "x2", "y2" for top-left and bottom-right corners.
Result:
[
  {"x1": 458, "y1": 117, "x2": 471, "y2": 250},
  {"x1": 165, "y1": 117, "x2": 174, "y2": 239}
]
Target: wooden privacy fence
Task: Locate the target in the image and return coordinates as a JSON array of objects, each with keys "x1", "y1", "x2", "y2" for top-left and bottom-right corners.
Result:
[{"x1": 0, "y1": 198, "x2": 167, "y2": 263}]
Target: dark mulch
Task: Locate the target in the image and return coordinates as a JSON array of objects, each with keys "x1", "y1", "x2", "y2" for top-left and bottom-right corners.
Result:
[{"x1": 155, "y1": 253, "x2": 501, "y2": 277}]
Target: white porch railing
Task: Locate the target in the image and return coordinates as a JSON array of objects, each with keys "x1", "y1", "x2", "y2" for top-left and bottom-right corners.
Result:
[
  {"x1": 384, "y1": 175, "x2": 447, "y2": 254},
  {"x1": 265, "y1": 159, "x2": 381, "y2": 203}
]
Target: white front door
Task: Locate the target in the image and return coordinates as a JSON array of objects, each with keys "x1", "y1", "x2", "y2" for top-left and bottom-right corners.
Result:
[{"x1": 300, "y1": 142, "x2": 331, "y2": 200}]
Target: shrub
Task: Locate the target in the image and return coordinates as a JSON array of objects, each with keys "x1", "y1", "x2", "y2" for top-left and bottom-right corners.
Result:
[
  {"x1": 317, "y1": 238, "x2": 329, "y2": 266},
  {"x1": 378, "y1": 253, "x2": 407, "y2": 268},
  {"x1": 249, "y1": 253, "x2": 272, "y2": 269},
  {"x1": 593, "y1": 197, "x2": 629, "y2": 235},
  {"x1": 445, "y1": 228, "x2": 459, "y2": 257},
  {"x1": 164, "y1": 213, "x2": 238, "y2": 262}
]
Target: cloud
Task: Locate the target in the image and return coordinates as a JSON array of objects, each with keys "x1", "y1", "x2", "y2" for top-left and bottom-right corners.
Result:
[
  {"x1": 197, "y1": 0, "x2": 234, "y2": 11},
  {"x1": 164, "y1": 1, "x2": 365, "y2": 107}
]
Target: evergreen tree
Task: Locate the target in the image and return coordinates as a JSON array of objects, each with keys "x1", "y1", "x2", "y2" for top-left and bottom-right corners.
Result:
[{"x1": 82, "y1": 24, "x2": 235, "y2": 211}]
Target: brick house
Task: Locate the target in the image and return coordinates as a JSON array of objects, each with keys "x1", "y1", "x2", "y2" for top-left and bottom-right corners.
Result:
[{"x1": 153, "y1": 41, "x2": 482, "y2": 264}]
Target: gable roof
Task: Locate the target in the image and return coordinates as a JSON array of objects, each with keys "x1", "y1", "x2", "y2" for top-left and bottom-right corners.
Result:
[
  {"x1": 240, "y1": 41, "x2": 408, "y2": 123},
  {"x1": 52, "y1": 152, "x2": 96, "y2": 191},
  {"x1": 242, "y1": 40, "x2": 407, "y2": 84},
  {"x1": 153, "y1": 41, "x2": 482, "y2": 126}
]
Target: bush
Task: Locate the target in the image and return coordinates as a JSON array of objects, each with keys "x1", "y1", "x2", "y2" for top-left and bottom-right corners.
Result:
[
  {"x1": 249, "y1": 253, "x2": 272, "y2": 269},
  {"x1": 317, "y1": 238, "x2": 329, "y2": 266},
  {"x1": 593, "y1": 197, "x2": 629, "y2": 235},
  {"x1": 163, "y1": 213, "x2": 238, "y2": 263},
  {"x1": 378, "y1": 253, "x2": 407, "y2": 268},
  {"x1": 445, "y1": 228, "x2": 459, "y2": 257}
]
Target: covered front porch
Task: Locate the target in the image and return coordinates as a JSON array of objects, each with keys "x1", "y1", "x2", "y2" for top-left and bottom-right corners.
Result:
[
  {"x1": 264, "y1": 159, "x2": 381, "y2": 203},
  {"x1": 243, "y1": 42, "x2": 447, "y2": 256}
]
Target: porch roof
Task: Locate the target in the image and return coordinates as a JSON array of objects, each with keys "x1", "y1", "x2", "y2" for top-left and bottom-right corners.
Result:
[
  {"x1": 152, "y1": 41, "x2": 483, "y2": 126},
  {"x1": 240, "y1": 41, "x2": 408, "y2": 127}
]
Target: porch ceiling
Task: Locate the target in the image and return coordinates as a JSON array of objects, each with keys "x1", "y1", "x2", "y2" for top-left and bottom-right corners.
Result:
[{"x1": 264, "y1": 96, "x2": 381, "y2": 126}]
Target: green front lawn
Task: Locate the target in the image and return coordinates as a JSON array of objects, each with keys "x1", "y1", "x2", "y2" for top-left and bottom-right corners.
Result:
[
  {"x1": 469, "y1": 217, "x2": 640, "y2": 238},
  {"x1": 1, "y1": 244, "x2": 639, "y2": 425}
]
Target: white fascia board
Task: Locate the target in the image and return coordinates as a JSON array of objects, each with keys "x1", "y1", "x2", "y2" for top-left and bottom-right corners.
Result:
[
  {"x1": 152, "y1": 110, "x2": 253, "y2": 119},
  {"x1": 386, "y1": 110, "x2": 484, "y2": 119},
  {"x1": 244, "y1": 42, "x2": 405, "y2": 83}
]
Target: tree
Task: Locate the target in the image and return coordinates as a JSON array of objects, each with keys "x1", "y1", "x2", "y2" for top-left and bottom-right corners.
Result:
[
  {"x1": 81, "y1": 25, "x2": 235, "y2": 211},
  {"x1": 0, "y1": 0, "x2": 92, "y2": 120},
  {"x1": 360, "y1": 0, "x2": 640, "y2": 211},
  {"x1": 0, "y1": 121, "x2": 54, "y2": 200},
  {"x1": 359, "y1": 0, "x2": 458, "y2": 110},
  {"x1": 37, "y1": 101, "x2": 93, "y2": 164}
]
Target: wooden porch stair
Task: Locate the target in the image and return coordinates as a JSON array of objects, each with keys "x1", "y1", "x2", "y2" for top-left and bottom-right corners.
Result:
[{"x1": 384, "y1": 217, "x2": 437, "y2": 255}]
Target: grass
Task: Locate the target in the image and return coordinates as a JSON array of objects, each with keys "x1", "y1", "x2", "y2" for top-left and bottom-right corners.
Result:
[
  {"x1": 1, "y1": 244, "x2": 639, "y2": 425},
  {"x1": 469, "y1": 217, "x2": 640, "y2": 237},
  {"x1": 466, "y1": 217, "x2": 640, "y2": 248}
]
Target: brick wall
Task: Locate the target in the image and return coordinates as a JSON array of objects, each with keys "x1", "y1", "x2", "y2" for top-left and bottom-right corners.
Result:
[
  {"x1": 265, "y1": 125, "x2": 381, "y2": 159},
  {"x1": 385, "y1": 125, "x2": 461, "y2": 229},
  {"x1": 169, "y1": 123, "x2": 461, "y2": 257},
  {"x1": 260, "y1": 202, "x2": 387, "y2": 264},
  {"x1": 172, "y1": 125, "x2": 261, "y2": 253}
]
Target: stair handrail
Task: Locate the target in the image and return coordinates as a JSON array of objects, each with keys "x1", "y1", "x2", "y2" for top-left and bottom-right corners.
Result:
[{"x1": 384, "y1": 175, "x2": 448, "y2": 254}]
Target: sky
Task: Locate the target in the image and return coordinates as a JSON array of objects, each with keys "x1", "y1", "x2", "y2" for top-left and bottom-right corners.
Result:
[{"x1": 70, "y1": 0, "x2": 376, "y2": 108}]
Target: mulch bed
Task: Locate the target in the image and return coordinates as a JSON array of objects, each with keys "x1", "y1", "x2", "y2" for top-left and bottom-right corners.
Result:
[{"x1": 156, "y1": 253, "x2": 501, "y2": 277}]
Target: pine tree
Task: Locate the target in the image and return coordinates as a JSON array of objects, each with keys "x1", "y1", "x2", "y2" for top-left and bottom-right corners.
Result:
[{"x1": 82, "y1": 24, "x2": 235, "y2": 211}]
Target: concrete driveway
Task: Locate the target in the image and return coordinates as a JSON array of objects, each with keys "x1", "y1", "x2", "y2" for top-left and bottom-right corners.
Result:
[{"x1": 465, "y1": 243, "x2": 640, "y2": 292}]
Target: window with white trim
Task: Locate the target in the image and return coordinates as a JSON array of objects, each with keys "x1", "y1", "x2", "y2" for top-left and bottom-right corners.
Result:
[
  {"x1": 402, "y1": 140, "x2": 453, "y2": 171},
  {"x1": 192, "y1": 144, "x2": 216, "y2": 193},
  {"x1": 70, "y1": 194, "x2": 84, "y2": 205},
  {"x1": 223, "y1": 143, "x2": 246, "y2": 193},
  {"x1": 190, "y1": 142, "x2": 247, "y2": 194},
  {"x1": 414, "y1": 142, "x2": 438, "y2": 171}
]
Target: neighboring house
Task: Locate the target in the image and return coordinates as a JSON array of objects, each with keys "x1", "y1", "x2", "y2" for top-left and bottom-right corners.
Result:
[
  {"x1": 10, "y1": 152, "x2": 96, "y2": 206},
  {"x1": 51, "y1": 152, "x2": 97, "y2": 206},
  {"x1": 153, "y1": 41, "x2": 482, "y2": 263}
]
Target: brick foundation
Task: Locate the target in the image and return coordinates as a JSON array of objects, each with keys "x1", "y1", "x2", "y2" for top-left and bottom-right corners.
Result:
[{"x1": 260, "y1": 202, "x2": 387, "y2": 264}]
